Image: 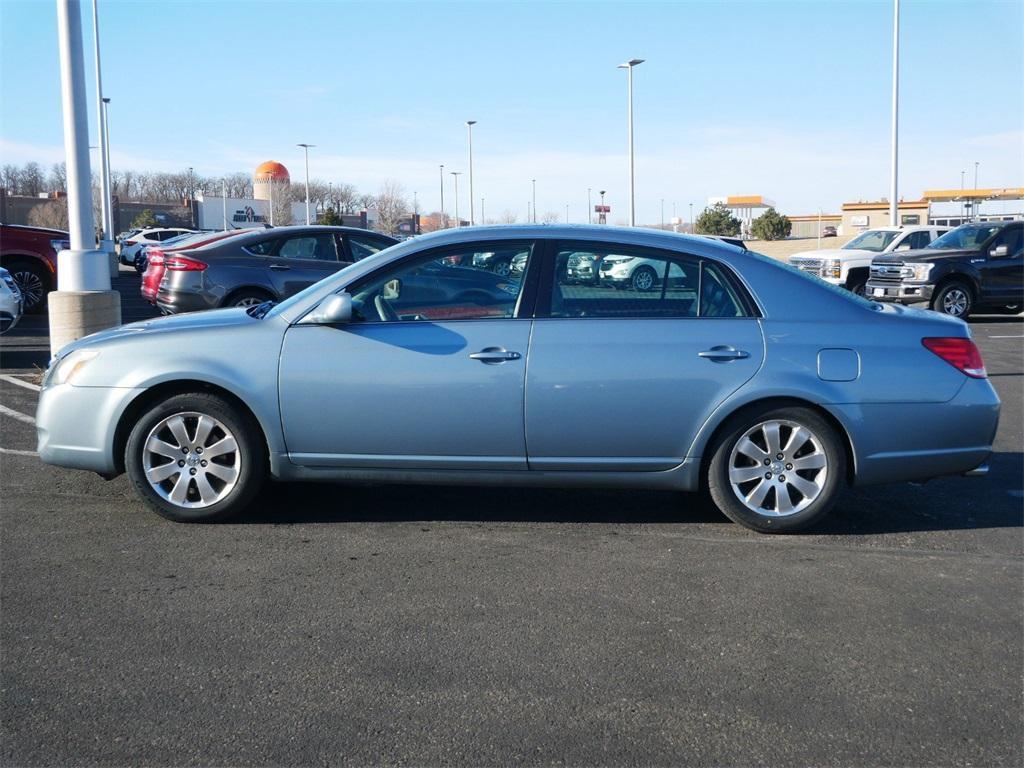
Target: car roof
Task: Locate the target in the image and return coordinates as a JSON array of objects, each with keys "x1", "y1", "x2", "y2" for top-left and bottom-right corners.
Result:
[{"x1": 223, "y1": 225, "x2": 397, "y2": 243}]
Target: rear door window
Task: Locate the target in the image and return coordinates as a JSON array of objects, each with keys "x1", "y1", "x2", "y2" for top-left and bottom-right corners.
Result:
[{"x1": 278, "y1": 234, "x2": 338, "y2": 261}]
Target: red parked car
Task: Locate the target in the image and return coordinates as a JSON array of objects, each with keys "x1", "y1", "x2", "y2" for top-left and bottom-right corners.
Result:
[
  {"x1": 141, "y1": 230, "x2": 255, "y2": 304},
  {"x1": 0, "y1": 224, "x2": 68, "y2": 313}
]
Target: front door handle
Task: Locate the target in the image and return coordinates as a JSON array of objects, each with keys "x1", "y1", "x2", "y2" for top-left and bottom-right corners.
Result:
[
  {"x1": 469, "y1": 347, "x2": 522, "y2": 364},
  {"x1": 698, "y1": 345, "x2": 750, "y2": 362},
  {"x1": 269, "y1": 264, "x2": 291, "y2": 271}
]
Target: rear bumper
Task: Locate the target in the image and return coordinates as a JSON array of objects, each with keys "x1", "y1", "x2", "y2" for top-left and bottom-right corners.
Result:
[
  {"x1": 155, "y1": 286, "x2": 220, "y2": 315},
  {"x1": 829, "y1": 378, "x2": 1000, "y2": 486}
]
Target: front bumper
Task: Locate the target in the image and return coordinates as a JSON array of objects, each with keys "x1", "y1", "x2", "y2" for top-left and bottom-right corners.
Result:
[
  {"x1": 36, "y1": 382, "x2": 144, "y2": 474},
  {"x1": 865, "y1": 279, "x2": 934, "y2": 304}
]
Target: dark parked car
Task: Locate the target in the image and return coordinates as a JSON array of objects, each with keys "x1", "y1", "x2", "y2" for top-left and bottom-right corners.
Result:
[
  {"x1": 155, "y1": 226, "x2": 398, "y2": 314},
  {"x1": 867, "y1": 220, "x2": 1023, "y2": 318},
  {"x1": 0, "y1": 224, "x2": 67, "y2": 313}
]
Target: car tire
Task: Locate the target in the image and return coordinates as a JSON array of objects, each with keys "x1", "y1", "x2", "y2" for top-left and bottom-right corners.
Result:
[
  {"x1": 847, "y1": 274, "x2": 868, "y2": 296},
  {"x1": 931, "y1": 281, "x2": 973, "y2": 319},
  {"x1": 492, "y1": 259, "x2": 511, "y2": 277},
  {"x1": 631, "y1": 265, "x2": 657, "y2": 292},
  {"x1": 225, "y1": 289, "x2": 274, "y2": 308},
  {"x1": 706, "y1": 405, "x2": 846, "y2": 533},
  {"x1": 7, "y1": 259, "x2": 49, "y2": 314},
  {"x1": 125, "y1": 392, "x2": 266, "y2": 522},
  {"x1": 134, "y1": 252, "x2": 147, "y2": 274}
]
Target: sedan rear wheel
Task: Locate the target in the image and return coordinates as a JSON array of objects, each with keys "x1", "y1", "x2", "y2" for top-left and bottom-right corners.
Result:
[
  {"x1": 226, "y1": 289, "x2": 273, "y2": 308},
  {"x1": 707, "y1": 406, "x2": 845, "y2": 532},
  {"x1": 9, "y1": 261, "x2": 48, "y2": 313},
  {"x1": 125, "y1": 392, "x2": 266, "y2": 522}
]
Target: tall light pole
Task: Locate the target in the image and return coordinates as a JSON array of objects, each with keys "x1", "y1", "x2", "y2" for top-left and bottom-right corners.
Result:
[
  {"x1": 90, "y1": 0, "x2": 113, "y2": 254},
  {"x1": 618, "y1": 58, "x2": 644, "y2": 227},
  {"x1": 566, "y1": 203, "x2": 570, "y2": 223},
  {"x1": 974, "y1": 161, "x2": 980, "y2": 219},
  {"x1": 588, "y1": 187, "x2": 592, "y2": 224},
  {"x1": 888, "y1": 0, "x2": 899, "y2": 226},
  {"x1": 466, "y1": 120, "x2": 477, "y2": 226},
  {"x1": 100, "y1": 97, "x2": 112, "y2": 244},
  {"x1": 450, "y1": 171, "x2": 462, "y2": 227},
  {"x1": 222, "y1": 178, "x2": 228, "y2": 231},
  {"x1": 297, "y1": 143, "x2": 314, "y2": 225},
  {"x1": 268, "y1": 172, "x2": 274, "y2": 226},
  {"x1": 960, "y1": 170, "x2": 965, "y2": 222},
  {"x1": 481, "y1": 197, "x2": 485, "y2": 224},
  {"x1": 660, "y1": 198, "x2": 665, "y2": 229},
  {"x1": 51, "y1": 0, "x2": 119, "y2": 354},
  {"x1": 531, "y1": 178, "x2": 536, "y2": 223},
  {"x1": 689, "y1": 202, "x2": 694, "y2": 233},
  {"x1": 439, "y1": 164, "x2": 445, "y2": 228}
]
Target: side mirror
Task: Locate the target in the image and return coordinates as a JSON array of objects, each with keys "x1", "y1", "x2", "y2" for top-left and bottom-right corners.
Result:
[
  {"x1": 305, "y1": 292, "x2": 352, "y2": 324},
  {"x1": 989, "y1": 244, "x2": 1009, "y2": 258}
]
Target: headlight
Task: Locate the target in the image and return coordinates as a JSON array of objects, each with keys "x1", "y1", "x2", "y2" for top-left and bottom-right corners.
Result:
[
  {"x1": 1, "y1": 272, "x2": 18, "y2": 295},
  {"x1": 823, "y1": 259, "x2": 842, "y2": 278},
  {"x1": 44, "y1": 348, "x2": 100, "y2": 387},
  {"x1": 901, "y1": 262, "x2": 933, "y2": 281}
]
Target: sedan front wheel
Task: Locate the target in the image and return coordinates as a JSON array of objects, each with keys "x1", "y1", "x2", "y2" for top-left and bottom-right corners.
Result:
[
  {"x1": 707, "y1": 406, "x2": 845, "y2": 533},
  {"x1": 125, "y1": 392, "x2": 266, "y2": 522}
]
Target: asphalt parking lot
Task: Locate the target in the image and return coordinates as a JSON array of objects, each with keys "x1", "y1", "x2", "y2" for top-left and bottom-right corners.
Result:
[{"x1": 1, "y1": 271, "x2": 1021, "y2": 766}]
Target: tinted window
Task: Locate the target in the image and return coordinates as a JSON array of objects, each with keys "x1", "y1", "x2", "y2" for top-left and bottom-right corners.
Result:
[
  {"x1": 279, "y1": 234, "x2": 337, "y2": 261},
  {"x1": 927, "y1": 224, "x2": 1004, "y2": 250},
  {"x1": 348, "y1": 235, "x2": 390, "y2": 261},
  {"x1": 906, "y1": 231, "x2": 932, "y2": 249},
  {"x1": 246, "y1": 239, "x2": 276, "y2": 256},
  {"x1": 990, "y1": 225, "x2": 1023, "y2": 257},
  {"x1": 549, "y1": 245, "x2": 747, "y2": 319},
  {"x1": 349, "y1": 244, "x2": 531, "y2": 322}
]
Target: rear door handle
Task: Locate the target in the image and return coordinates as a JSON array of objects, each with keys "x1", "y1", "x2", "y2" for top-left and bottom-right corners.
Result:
[
  {"x1": 469, "y1": 347, "x2": 522, "y2": 364},
  {"x1": 269, "y1": 264, "x2": 291, "y2": 271},
  {"x1": 698, "y1": 345, "x2": 750, "y2": 362}
]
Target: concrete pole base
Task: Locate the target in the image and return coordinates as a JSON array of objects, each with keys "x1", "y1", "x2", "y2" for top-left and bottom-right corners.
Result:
[{"x1": 47, "y1": 290, "x2": 122, "y2": 356}]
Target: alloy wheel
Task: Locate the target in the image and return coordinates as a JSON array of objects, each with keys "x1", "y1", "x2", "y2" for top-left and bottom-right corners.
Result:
[
  {"x1": 234, "y1": 296, "x2": 266, "y2": 307},
  {"x1": 727, "y1": 419, "x2": 828, "y2": 517},
  {"x1": 12, "y1": 270, "x2": 44, "y2": 309},
  {"x1": 632, "y1": 268, "x2": 655, "y2": 291},
  {"x1": 942, "y1": 288, "x2": 968, "y2": 317},
  {"x1": 142, "y1": 411, "x2": 241, "y2": 508}
]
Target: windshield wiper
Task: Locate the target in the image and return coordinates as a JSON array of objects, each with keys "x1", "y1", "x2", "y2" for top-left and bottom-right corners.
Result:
[{"x1": 246, "y1": 300, "x2": 277, "y2": 319}]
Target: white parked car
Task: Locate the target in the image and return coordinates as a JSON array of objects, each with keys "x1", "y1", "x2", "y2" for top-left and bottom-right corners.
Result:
[
  {"x1": 0, "y1": 267, "x2": 24, "y2": 335},
  {"x1": 789, "y1": 226, "x2": 949, "y2": 295},
  {"x1": 119, "y1": 228, "x2": 195, "y2": 265}
]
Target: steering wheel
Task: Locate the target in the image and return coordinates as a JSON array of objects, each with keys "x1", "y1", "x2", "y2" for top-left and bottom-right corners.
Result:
[{"x1": 374, "y1": 293, "x2": 400, "y2": 322}]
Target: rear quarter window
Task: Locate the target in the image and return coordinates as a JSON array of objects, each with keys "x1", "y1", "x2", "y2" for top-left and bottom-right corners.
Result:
[{"x1": 747, "y1": 250, "x2": 877, "y2": 310}]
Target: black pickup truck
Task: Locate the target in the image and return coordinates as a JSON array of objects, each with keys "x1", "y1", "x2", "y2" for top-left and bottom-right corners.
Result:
[{"x1": 866, "y1": 220, "x2": 1023, "y2": 319}]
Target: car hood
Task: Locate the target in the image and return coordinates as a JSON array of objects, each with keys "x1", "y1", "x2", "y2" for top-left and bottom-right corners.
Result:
[
  {"x1": 873, "y1": 248, "x2": 974, "y2": 264},
  {"x1": 790, "y1": 248, "x2": 873, "y2": 260},
  {"x1": 55, "y1": 308, "x2": 255, "y2": 358}
]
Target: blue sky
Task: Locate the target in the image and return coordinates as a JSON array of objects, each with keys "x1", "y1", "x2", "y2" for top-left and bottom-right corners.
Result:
[{"x1": 1, "y1": 0, "x2": 1022, "y2": 224}]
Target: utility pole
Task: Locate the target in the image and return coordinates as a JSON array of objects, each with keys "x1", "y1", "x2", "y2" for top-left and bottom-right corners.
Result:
[
  {"x1": 90, "y1": 0, "x2": 113, "y2": 259},
  {"x1": 50, "y1": 0, "x2": 120, "y2": 354},
  {"x1": 466, "y1": 120, "x2": 476, "y2": 225},
  {"x1": 889, "y1": 0, "x2": 900, "y2": 226},
  {"x1": 618, "y1": 58, "x2": 644, "y2": 226},
  {"x1": 439, "y1": 164, "x2": 445, "y2": 227},
  {"x1": 297, "y1": 143, "x2": 314, "y2": 225}
]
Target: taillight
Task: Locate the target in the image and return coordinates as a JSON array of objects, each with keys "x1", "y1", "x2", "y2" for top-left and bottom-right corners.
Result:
[
  {"x1": 147, "y1": 252, "x2": 164, "y2": 267},
  {"x1": 922, "y1": 337, "x2": 987, "y2": 378},
  {"x1": 164, "y1": 255, "x2": 207, "y2": 271},
  {"x1": 124, "y1": 239, "x2": 136, "y2": 246}
]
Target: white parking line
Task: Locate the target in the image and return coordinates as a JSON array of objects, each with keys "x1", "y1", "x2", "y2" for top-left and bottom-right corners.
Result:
[
  {"x1": 0, "y1": 404, "x2": 35, "y2": 425},
  {"x1": 988, "y1": 335, "x2": 1024, "y2": 339},
  {"x1": 0, "y1": 446, "x2": 38, "y2": 457},
  {"x1": 0, "y1": 374, "x2": 41, "y2": 392}
]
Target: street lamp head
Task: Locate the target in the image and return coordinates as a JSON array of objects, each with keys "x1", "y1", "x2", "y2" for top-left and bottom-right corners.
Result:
[
  {"x1": 297, "y1": 143, "x2": 315, "y2": 149},
  {"x1": 618, "y1": 58, "x2": 645, "y2": 68},
  {"x1": 466, "y1": 120, "x2": 477, "y2": 126},
  {"x1": 101, "y1": 97, "x2": 110, "y2": 104}
]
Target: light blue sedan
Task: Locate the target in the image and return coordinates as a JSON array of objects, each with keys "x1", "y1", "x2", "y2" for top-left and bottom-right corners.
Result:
[{"x1": 36, "y1": 226, "x2": 999, "y2": 532}]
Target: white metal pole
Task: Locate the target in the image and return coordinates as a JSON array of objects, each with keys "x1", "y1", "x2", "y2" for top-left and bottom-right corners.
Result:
[
  {"x1": 451, "y1": 172, "x2": 461, "y2": 227},
  {"x1": 268, "y1": 176, "x2": 274, "y2": 226},
  {"x1": 889, "y1": 0, "x2": 899, "y2": 227},
  {"x1": 627, "y1": 66, "x2": 635, "y2": 226},
  {"x1": 467, "y1": 121, "x2": 476, "y2": 226},
  {"x1": 818, "y1": 208, "x2": 822, "y2": 249},
  {"x1": 588, "y1": 187, "x2": 592, "y2": 224},
  {"x1": 481, "y1": 197, "x2": 484, "y2": 224},
  {"x1": 56, "y1": 1, "x2": 98, "y2": 268},
  {"x1": 101, "y1": 97, "x2": 113, "y2": 240},
  {"x1": 531, "y1": 179, "x2": 536, "y2": 223},
  {"x1": 222, "y1": 179, "x2": 228, "y2": 231}
]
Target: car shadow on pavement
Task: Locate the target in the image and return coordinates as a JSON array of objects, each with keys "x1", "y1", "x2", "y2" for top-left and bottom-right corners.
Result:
[{"x1": 238, "y1": 451, "x2": 1023, "y2": 535}]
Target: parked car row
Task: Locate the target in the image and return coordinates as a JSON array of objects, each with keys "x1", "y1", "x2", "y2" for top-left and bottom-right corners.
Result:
[
  {"x1": 118, "y1": 227, "x2": 197, "y2": 266},
  {"x1": 790, "y1": 219, "x2": 1022, "y2": 318}
]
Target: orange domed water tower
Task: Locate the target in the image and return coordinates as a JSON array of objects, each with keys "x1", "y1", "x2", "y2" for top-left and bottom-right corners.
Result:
[{"x1": 254, "y1": 161, "x2": 290, "y2": 201}]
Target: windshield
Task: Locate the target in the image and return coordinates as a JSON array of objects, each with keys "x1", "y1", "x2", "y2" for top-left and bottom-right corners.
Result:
[
  {"x1": 926, "y1": 223, "x2": 1002, "y2": 250},
  {"x1": 842, "y1": 230, "x2": 900, "y2": 252}
]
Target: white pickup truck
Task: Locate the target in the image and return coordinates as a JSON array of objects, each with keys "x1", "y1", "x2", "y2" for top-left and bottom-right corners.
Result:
[{"x1": 789, "y1": 225, "x2": 949, "y2": 295}]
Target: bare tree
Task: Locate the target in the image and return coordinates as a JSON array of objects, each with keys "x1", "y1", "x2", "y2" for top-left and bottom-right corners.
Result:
[
  {"x1": 332, "y1": 183, "x2": 359, "y2": 213},
  {"x1": 222, "y1": 172, "x2": 253, "y2": 199},
  {"x1": 21, "y1": 162, "x2": 45, "y2": 196},
  {"x1": 27, "y1": 200, "x2": 69, "y2": 230},
  {"x1": 265, "y1": 180, "x2": 293, "y2": 225},
  {"x1": 1, "y1": 164, "x2": 21, "y2": 194},
  {"x1": 49, "y1": 162, "x2": 67, "y2": 193},
  {"x1": 499, "y1": 209, "x2": 517, "y2": 224},
  {"x1": 541, "y1": 211, "x2": 560, "y2": 224},
  {"x1": 374, "y1": 180, "x2": 409, "y2": 236}
]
